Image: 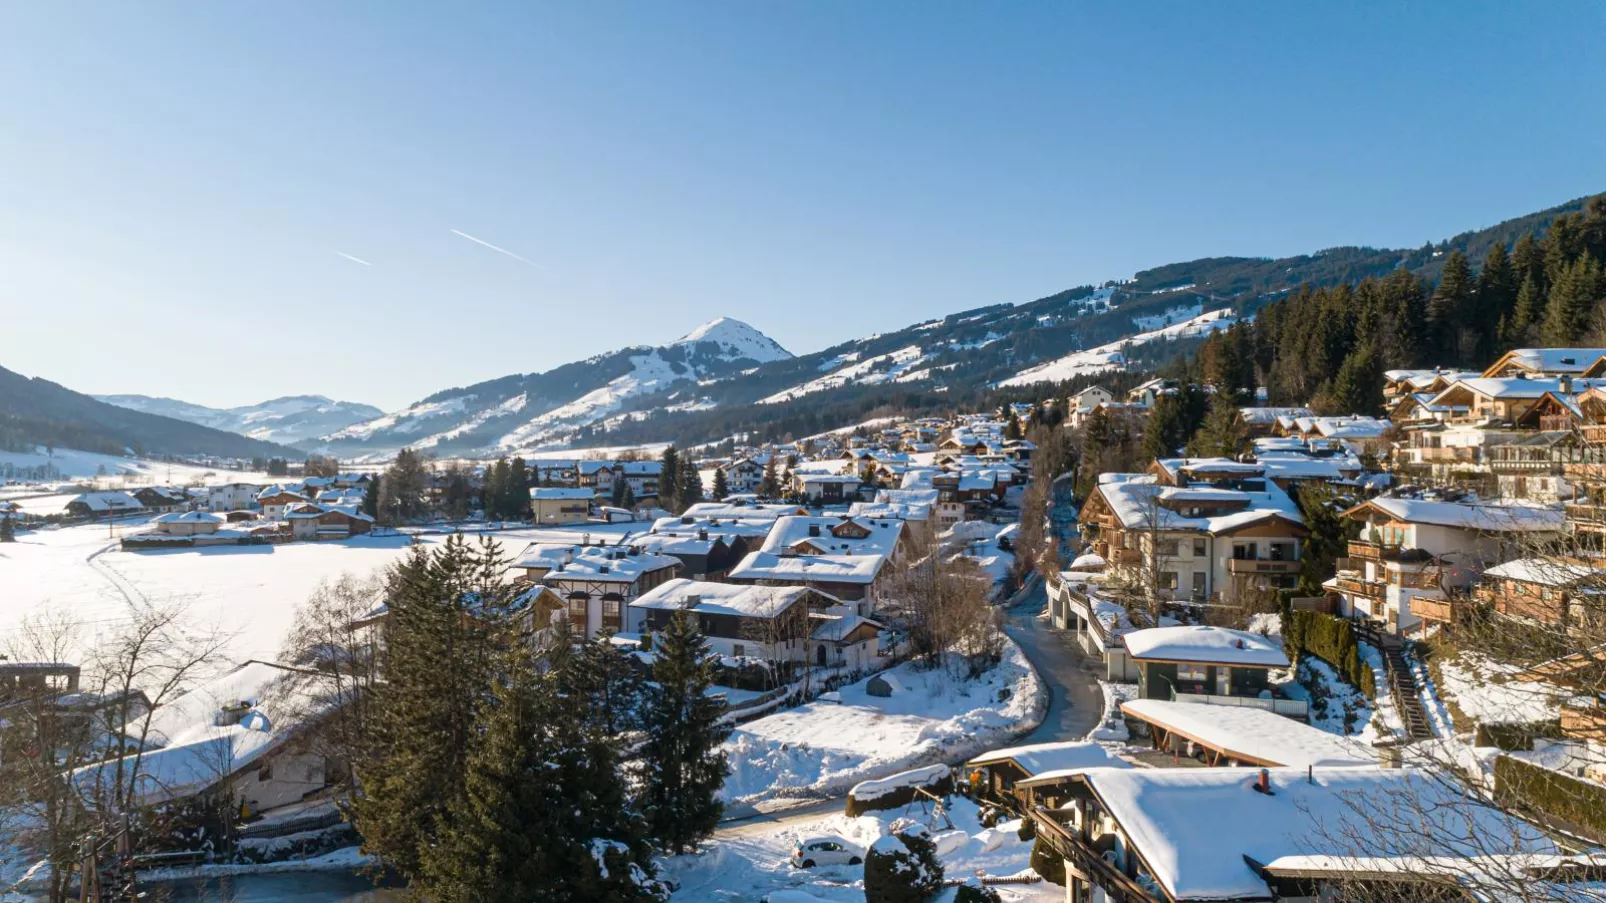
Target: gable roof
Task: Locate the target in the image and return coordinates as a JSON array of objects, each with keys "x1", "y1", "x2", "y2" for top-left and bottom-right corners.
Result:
[
  {"x1": 1122, "y1": 625, "x2": 1289, "y2": 668},
  {"x1": 631, "y1": 578, "x2": 831, "y2": 618},
  {"x1": 1342, "y1": 498, "x2": 1564, "y2": 533}
]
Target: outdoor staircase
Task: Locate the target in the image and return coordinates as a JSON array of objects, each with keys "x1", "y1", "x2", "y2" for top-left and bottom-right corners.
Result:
[{"x1": 1378, "y1": 634, "x2": 1434, "y2": 741}]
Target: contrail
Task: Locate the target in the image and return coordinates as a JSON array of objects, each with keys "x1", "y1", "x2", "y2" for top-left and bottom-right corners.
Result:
[
  {"x1": 450, "y1": 228, "x2": 538, "y2": 266},
  {"x1": 334, "y1": 251, "x2": 373, "y2": 266}
]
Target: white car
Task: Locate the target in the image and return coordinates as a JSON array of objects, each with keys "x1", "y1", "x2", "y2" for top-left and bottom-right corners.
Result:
[{"x1": 790, "y1": 835, "x2": 864, "y2": 869}]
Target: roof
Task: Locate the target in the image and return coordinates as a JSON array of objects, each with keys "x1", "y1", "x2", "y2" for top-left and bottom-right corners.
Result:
[
  {"x1": 1121, "y1": 625, "x2": 1290, "y2": 668},
  {"x1": 1090, "y1": 474, "x2": 1305, "y2": 536},
  {"x1": 1236, "y1": 407, "x2": 1313, "y2": 425},
  {"x1": 152, "y1": 510, "x2": 224, "y2": 525},
  {"x1": 966, "y1": 740, "x2": 1127, "y2": 776},
  {"x1": 631, "y1": 578, "x2": 828, "y2": 618},
  {"x1": 760, "y1": 515, "x2": 905, "y2": 557},
  {"x1": 1345, "y1": 498, "x2": 1564, "y2": 533},
  {"x1": 542, "y1": 545, "x2": 682, "y2": 584},
  {"x1": 69, "y1": 491, "x2": 142, "y2": 512},
  {"x1": 1065, "y1": 766, "x2": 1552, "y2": 901},
  {"x1": 529, "y1": 487, "x2": 595, "y2": 500},
  {"x1": 1483, "y1": 347, "x2": 1606, "y2": 377},
  {"x1": 810, "y1": 613, "x2": 883, "y2": 642},
  {"x1": 1482, "y1": 557, "x2": 1602, "y2": 587},
  {"x1": 1119, "y1": 699, "x2": 1374, "y2": 768},
  {"x1": 728, "y1": 551, "x2": 886, "y2": 584}
]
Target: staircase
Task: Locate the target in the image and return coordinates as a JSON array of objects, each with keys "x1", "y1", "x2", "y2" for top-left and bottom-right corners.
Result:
[{"x1": 1378, "y1": 634, "x2": 1434, "y2": 741}]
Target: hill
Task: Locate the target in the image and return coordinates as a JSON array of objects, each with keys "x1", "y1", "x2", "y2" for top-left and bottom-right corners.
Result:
[
  {"x1": 0, "y1": 366, "x2": 302, "y2": 460},
  {"x1": 95, "y1": 394, "x2": 382, "y2": 446}
]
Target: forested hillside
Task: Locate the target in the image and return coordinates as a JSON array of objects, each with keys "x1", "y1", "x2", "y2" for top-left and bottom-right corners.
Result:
[
  {"x1": 0, "y1": 366, "x2": 300, "y2": 459},
  {"x1": 1182, "y1": 196, "x2": 1606, "y2": 415}
]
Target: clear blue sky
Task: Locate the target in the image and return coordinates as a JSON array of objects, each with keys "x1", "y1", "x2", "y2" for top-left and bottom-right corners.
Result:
[{"x1": 4, "y1": 3, "x2": 1604, "y2": 411}]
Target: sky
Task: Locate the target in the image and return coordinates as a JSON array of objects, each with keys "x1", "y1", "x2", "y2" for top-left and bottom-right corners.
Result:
[{"x1": 3, "y1": 3, "x2": 1605, "y2": 412}]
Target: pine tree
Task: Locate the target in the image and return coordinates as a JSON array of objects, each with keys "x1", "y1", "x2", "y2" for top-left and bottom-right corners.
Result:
[
  {"x1": 1186, "y1": 397, "x2": 1243, "y2": 458},
  {"x1": 711, "y1": 467, "x2": 729, "y2": 501},
  {"x1": 1321, "y1": 347, "x2": 1382, "y2": 416},
  {"x1": 611, "y1": 476, "x2": 628, "y2": 508},
  {"x1": 659, "y1": 447, "x2": 681, "y2": 512},
  {"x1": 678, "y1": 459, "x2": 704, "y2": 509},
  {"x1": 638, "y1": 611, "x2": 730, "y2": 854},
  {"x1": 1541, "y1": 253, "x2": 1602, "y2": 345},
  {"x1": 361, "y1": 473, "x2": 382, "y2": 520},
  {"x1": 1506, "y1": 273, "x2": 1542, "y2": 346},
  {"x1": 1475, "y1": 243, "x2": 1516, "y2": 359},
  {"x1": 0, "y1": 515, "x2": 14, "y2": 542},
  {"x1": 506, "y1": 457, "x2": 529, "y2": 520},
  {"x1": 1426, "y1": 251, "x2": 1473, "y2": 365},
  {"x1": 379, "y1": 448, "x2": 430, "y2": 523},
  {"x1": 1003, "y1": 411, "x2": 1023, "y2": 441},
  {"x1": 620, "y1": 482, "x2": 636, "y2": 510},
  {"x1": 758, "y1": 456, "x2": 780, "y2": 498}
]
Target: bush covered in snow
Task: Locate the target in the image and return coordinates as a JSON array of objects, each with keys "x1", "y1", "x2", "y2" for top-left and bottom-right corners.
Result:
[
  {"x1": 864, "y1": 823, "x2": 944, "y2": 903},
  {"x1": 846, "y1": 764, "x2": 954, "y2": 816}
]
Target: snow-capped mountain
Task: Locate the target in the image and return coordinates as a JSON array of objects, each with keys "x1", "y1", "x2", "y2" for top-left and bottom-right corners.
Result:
[
  {"x1": 95, "y1": 394, "x2": 384, "y2": 446},
  {"x1": 318, "y1": 317, "x2": 793, "y2": 459}
]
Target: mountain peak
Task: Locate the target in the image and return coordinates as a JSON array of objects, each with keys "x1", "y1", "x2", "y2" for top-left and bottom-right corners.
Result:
[{"x1": 675, "y1": 317, "x2": 792, "y2": 363}]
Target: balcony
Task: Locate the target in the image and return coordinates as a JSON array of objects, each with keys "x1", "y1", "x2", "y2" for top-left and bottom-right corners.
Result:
[
  {"x1": 1347, "y1": 540, "x2": 1409, "y2": 562},
  {"x1": 1226, "y1": 558, "x2": 1300, "y2": 575},
  {"x1": 1390, "y1": 568, "x2": 1442, "y2": 591},
  {"x1": 1582, "y1": 424, "x2": 1606, "y2": 445},
  {"x1": 1566, "y1": 503, "x2": 1606, "y2": 527},
  {"x1": 1409, "y1": 594, "x2": 1456, "y2": 623},
  {"x1": 1561, "y1": 463, "x2": 1606, "y2": 484},
  {"x1": 1109, "y1": 547, "x2": 1142, "y2": 565},
  {"x1": 1335, "y1": 575, "x2": 1387, "y2": 599},
  {"x1": 1416, "y1": 446, "x2": 1478, "y2": 463},
  {"x1": 1169, "y1": 688, "x2": 1309, "y2": 718}
]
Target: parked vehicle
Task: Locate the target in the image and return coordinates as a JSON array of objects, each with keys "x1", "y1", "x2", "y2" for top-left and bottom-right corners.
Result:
[{"x1": 790, "y1": 835, "x2": 863, "y2": 869}]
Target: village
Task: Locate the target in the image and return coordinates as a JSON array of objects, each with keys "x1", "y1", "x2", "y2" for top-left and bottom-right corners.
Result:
[{"x1": 2, "y1": 343, "x2": 1605, "y2": 902}]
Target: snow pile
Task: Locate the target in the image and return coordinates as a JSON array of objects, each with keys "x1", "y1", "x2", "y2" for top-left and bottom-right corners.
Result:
[
  {"x1": 720, "y1": 641, "x2": 1045, "y2": 805},
  {"x1": 850, "y1": 764, "x2": 951, "y2": 802},
  {"x1": 1436, "y1": 653, "x2": 1566, "y2": 726}
]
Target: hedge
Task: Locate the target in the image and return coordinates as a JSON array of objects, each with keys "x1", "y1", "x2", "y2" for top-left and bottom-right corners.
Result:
[
  {"x1": 1283, "y1": 610, "x2": 1376, "y2": 698},
  {"x1": 1474, "y1": 720, "x2": 1564, "y2": 751},
  {"x1": 1494, "y1": 754, "x2": 1606, "y2": 842}
]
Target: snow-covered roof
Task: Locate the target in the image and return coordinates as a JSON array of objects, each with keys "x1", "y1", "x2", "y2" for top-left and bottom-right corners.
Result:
[
  {"x1": 152, "y1": 510, "x2": 224, "y2": 525},
  {"x1": 810, "y1": 613, "x2": 882, "y2": 642},
  {"x1": 632, "y1": 578, "x2": 829, "y2": 618},
  {"x1": 1093, "y1": 475, "x2": 1305, "y2": 535},
  {"x1": 680, "y1": 502, "x2": 803, "y2": 521},
  {"x1": 966, "y1": 740, "x2": 1127, "y2": 776},
  {"x1": 69, "y1": 491, "x2": 142, "y2": 512},
  {"x1": 1482, "y1": 557, "x2": 1603, "y2": 587},
  {"x1": 728, "y1": 551, "x2": 886, "y2": 584},
  {"x1": 1347, "y1": 498, "x2": 1564, "y2": 533},
  {"x1": 1119, "y1": 699, "x2": 1374, "y2": 768},
  {"x1": 530, "y1": 487, "x2": 595, "y2": 500},
  {"x1": 1484, "y1": 347, "x2": 1606, "y2": 376},
  {"x1": 796, "y1": 473, "x2": 863, "y2": 485},
  {"x1": 847, "y1": 500, "x2": 932, "y2": 522},
  {"x1": 1066, "y1": 552, "x2": 1106, "y2": 571},
  {"x1": 1069, "y1": 766, "x2": 1552, "y2": 901},
  {"x1": 759, "y1": 515, "x2": 905, "y2": 557},
  {"x1": 541, "y1": 545, "x2": 682, "y2": 584},
  {"x1": 650, "y1": 515, "x2": 776, "y2": 540},
  {"x1": 1236, "y1": 406, "x2": 1314, "y2": 425},
  {"x1": 1122, "y1": 625, "x2": 1289, "y2": 668}
]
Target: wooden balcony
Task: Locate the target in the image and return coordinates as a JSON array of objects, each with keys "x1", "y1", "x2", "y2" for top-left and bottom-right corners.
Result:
[
  {"x1": 1561, "y1": 704, "x2": 1606, "y2": 742},
  {"x1": 1390, "y1": 568, "x2": 1442, "y2": 590},
  {"x1": 1566, "y1": 503, "x2": 1606, "y2": 526},
  {"x1": 1562, "y1": 463, "x2": 1606, "y2": 484},
  {"x1": 1226, "y1": 558, "x2": 1300, "y2": 575},
  {"x1": 1109, "y1": 547, "x2": 1141, "y2": 565},
  {"x1": 1416, "y1": 446, "x2": 1478, "y2": 463},
  {"x1": 1409, "y1": 594, "x2": 1456, "y2": 623},
  {"x1": 1335, "y1": 575, "x2": 1386, "y2": 599},
  {"x1": 1582, "y1": 424, "x2": 1606, "y2": 445},
  {"x1": 1347, "y1": 540, "x2": 1408, "y2": 562}
]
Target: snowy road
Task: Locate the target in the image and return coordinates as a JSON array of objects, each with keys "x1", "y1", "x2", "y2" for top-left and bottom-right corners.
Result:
[{"x1": 999, "y1": 578, "x2": 1105, "y2": 745}]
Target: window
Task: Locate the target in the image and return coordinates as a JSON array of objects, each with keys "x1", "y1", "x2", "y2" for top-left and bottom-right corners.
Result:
[
  {"x1": 568, "y1": 596, "x2": 588, "y2": 622},
  {"x1": 732, "y1": 644, "x2": 745, "y2": 657},
  {"x1": 1177, "y1": 664, "x2": 1207, "y2": 682},
  {"x1": 1233, "y1": 543, "x2": 1255, "y2": 560},
  {"x1": 1269, "y1": 542, "x2": 1291, "y2": 561},
  {"x1": 1192, "y1": 538, "x2": 1207, "y2": 557},
  {"x1": 1160, "y1": 571, "x2": 1178, "y2": 590},
  {"x1": 1191, "y1": 572, "x2": 1207, "y2": 595}
]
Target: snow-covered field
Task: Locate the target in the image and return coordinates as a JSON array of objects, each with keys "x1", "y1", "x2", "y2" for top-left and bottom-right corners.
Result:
[
  {"x1": 666, "y1": 797, "x2": 1057, "y2": 902},
  {"x1": 721, "y1": 641, "x2": 1045, "y2": 806},
  {"x1": 0, "y1": 446, "x2": 274, "y2": 487},
  {"x1": 0, "y1": 520, "x2": 640, "y2": 663}
]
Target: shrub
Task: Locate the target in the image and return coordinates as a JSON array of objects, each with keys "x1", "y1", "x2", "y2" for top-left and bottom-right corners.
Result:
[
  {"x1": 1494, "y1": 754, "x2": 1606, "y2": 841},
  {"x1": 1474, "y1": 720, "x2": 1563, "y2": 751},
  {"x1": 864, "y1": 824, "x2": 945, "y2": 903},
  {"x1": 1029, "y1": 833, "x2": 1066, "y2": 885},
  {"x1": 1016, "y1": 817, "x2": 1036, "y2": 841},
  {"x1": 954, "y1": 881, "x2": 1003, "y2": 903},
  {"x1": 1285, "y1": 610, "x2": 1377, "y2": 697}
]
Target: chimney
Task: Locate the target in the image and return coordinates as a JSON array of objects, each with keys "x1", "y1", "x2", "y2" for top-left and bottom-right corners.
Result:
[
  {"x1": 599, "y1": 565, "x2": 610, "y2": 574},
  {"x1": 681, "y1": 516, "x2": 694, "y2": 525},
  {"x1": 683, "y1": 594, "x2": 701, "y2": 609},
  {"x1": 1253, "y1": 768, "x2": 1274, "y2": 795},
  {"x1": 1561, "y1": 374, "x2": 1574, "y2": 395},
  {"x1": 698, "y1": 528, "x2": 709, "y2": 541}
]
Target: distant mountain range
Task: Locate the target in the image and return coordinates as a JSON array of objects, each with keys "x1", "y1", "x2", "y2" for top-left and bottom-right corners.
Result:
[
  {"x1": 95, "y1": 394, "x2": 383, "y2": 446},
  {"x1": 40, "y1": 191, "x2": 1601, "y2": 463},
  {"x1": 0, "y1": 366, "x2": 299, "y2": 461}
]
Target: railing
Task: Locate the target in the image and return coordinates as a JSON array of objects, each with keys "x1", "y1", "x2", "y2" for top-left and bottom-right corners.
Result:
[
  {"x1": 1390, "y1": 568, "x2": 1442, "y2": 590},
  {"x1": 1335, "y1": 575, "x2": 1387, "y2": 598},
  {"x1": 1109, "y1": 547, "x2": 1141, "y2": 565},
  {"x1": 1565, "y1": 503, "x2": 1606, "y2": 525},
  {"x1": 1226, "y1": 558, "x2": 1299, "y2": 575},
  {"x1": 1582, "y1": 424, "x2": 1606, "y2": 445},
  {"x1": 1031, "y1": 810, "x2": 1158, "y2": 903},
  {"x1": 1409, "y1": 594, "x2": 1456, "y2": 623},
  {"x1": 1169, "y1": 689, "x2": 1308, "y2": 718},
  {"x1": 1347, "y1": 540, "x2": 1407, "y2": 562}
]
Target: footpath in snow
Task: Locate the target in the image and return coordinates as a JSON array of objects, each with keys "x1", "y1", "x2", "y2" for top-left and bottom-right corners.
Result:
[{"x1": 721, "y1": 639, "x2": 1046, "y2": 806}]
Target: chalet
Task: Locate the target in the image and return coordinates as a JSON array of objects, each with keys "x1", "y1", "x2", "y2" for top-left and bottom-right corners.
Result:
[
  {"x1": 1475, "y1": 558, "x2": 1605, "y2": 635},
  {"x1": 1121, "y1": 625, "x2": 1303, "y2": 717},
  {"x1": 728, "y1": 551, "x2": 889, "y2": 614},
  {"x1": 849, "y1": 497, "x2": 933, "y2": 541},
  {"x1": 719, "y1": 457, "x2": 766, "y2": 495},
  {"x1": 1030, "y1": 767, "x2": 1553, "y2": 903},
  {"x1": 630, "y1": 578, "x2": 838, "y2": 662},
  {"x1": 65, "y1": 491, "x2": 142, "y2": 519},
  {"x1": 808, "y1": 612, "x2": 882, "y2": 670},
  {"x1": 1078, "y1": 463, "x2": 1308, "y2": 604},
  {"x1": 207, "y1": 482, "x2": 261, "y2": 512},
  {"x1": 1128, "y1": 377, "x2": 1178, "y2": 407},
  {"x1": 256, "y1": 485, "x2": 310, "y2": 520},
  {"x1": 1482, "y1": 347, "x2": 1606, "y2": 378},
  {"x1": 680, "y1": 501, "x2": 809, "y2": 521},
  {"x1": 1119, "y1": 699, "x2": 1372, "y2": 768},
  {"x1": 1234, "y1": 407, "x2": 1313, "y2": 439},
  {"x1": 529, "y1": 487, "x2": 593, "y2": 524},
  {"x1": 151, "y1": 510, "x2": 224, "y2": 537},
  {"x1": 131, "y1": 486, "x2": 188, "y2": 512},
  {"x1": 964, "y1": 740, "x2": 1128, "y2": 808},
  {"x1": 793, "y1": 473, "x2": 862, "y2": 504},
  {"x1": 542, "y1": 545, "x2": 682, "y2": 638},
  {"x1": 284, "y1": 503, "x2": 374, "y2": 540},
  {"x1": 632, "y1": 530, "x2": 751, "y2": 580},
  {"x1": 577, "y1": 460, "x2": 616, "y2": 494},
  {"x1": 1068, "y1": 385, "x2": 1114, "y2": 416},
  {"x1": 1331, "y1": 497, "x2": 1564, "y2": 633},
  {"x1": 617, "y1": 460, "x2": 663, "y2": 501}
]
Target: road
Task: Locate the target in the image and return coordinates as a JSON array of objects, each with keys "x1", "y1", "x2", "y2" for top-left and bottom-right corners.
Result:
[{"x1": 714, "y1": 577, "x2": 1105, "y2": 839}]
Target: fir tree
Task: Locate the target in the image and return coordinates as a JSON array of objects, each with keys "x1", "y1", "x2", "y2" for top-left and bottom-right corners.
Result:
[
  {"x1": 506, "y1": 457, "x2": 529, "y2": 520},
  {"x1": 711, "y1": 467, "x2": 729, "y2": 501},
  {"x1": 1475, "y1": 243, "x2": 1516, "y2": 359},
  {"x1": 638, "y1": 611, "x2": 730, "y2": 854},
  {"x1": 1321, "y1": 346, "x2": 1383, "y2": 416},
  {"x1": 1426, "y1": 251, "x2": 1473, "y2": 365},
  {"x1": 0, "y1": 515, "x2": 14, "y2": 542},
  {"x1": 659, "y1": 447, "x2": 681, "y2": 512},
  {"x1": 620, "y1": 482, "x2": 636, "y2": 510},
  {"x1": 1186, "y1": 397, "x2": 1243, "y2": 458},
  {"x1": 379, "y1": 448, "x2": 430, "y2": 523},
  {"x1": 678, "y1": 459, "x2": 704, "y2": 508},
  {"x1": 758, "y1": 456, "x2": 780, "y2": 498},
  {"x1": 611, "y1": 476, "x2": 628, "y2": 508},
  {"x1": 1506, "y1": 273, "x2": 1542, "y2": 345},
  {"x1": 1541, "y1": 253, "x2": 1602, "y2": 345},
  {"x1": 1003, "y1": 411, "x2": 1023, "y2": 441},
  {"x1": 361, "y1": 473, "x2": 381, "y2": 520}
]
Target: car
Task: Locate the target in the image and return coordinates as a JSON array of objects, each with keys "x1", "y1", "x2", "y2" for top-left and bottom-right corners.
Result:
[{"x1": 790, "y1": 835, "x2": 863, "y2": 869}]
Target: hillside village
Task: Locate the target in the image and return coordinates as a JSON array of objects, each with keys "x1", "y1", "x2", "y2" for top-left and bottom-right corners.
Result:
[{"x1": 3, "y1": 340, "x2": 1606, "y2": 901}]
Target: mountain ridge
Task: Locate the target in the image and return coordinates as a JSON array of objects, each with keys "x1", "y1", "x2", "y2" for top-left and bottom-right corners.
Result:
[{"x1": 95, "y1": 393, "x2": 383, "y2": 446}]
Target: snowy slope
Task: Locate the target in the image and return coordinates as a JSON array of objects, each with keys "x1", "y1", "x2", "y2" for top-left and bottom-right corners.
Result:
[
  {"x1": 757, "y1": 345, "x2": 928, "y2": 404},
  {"x1": 998, "y1": 307, "x2": 1237, "y2": 387},
  {"x1": 319, "y1": 317, "x2": 793, "y2": 458},
  {"x1": 97, "y1": 394, "x2": 383, "y2": 445}
]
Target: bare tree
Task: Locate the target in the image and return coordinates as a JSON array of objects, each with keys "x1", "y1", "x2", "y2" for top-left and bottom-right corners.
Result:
[{"x1": 885, "y1": 532, "x2": 997, "y2": 674}]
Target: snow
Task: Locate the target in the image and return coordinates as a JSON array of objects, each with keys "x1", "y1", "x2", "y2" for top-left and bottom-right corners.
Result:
[
  {"x1": 1436, "y1": 652, "x2": 1568, "y2": 726},
  {"x1": 999, "y1": 307, "x2": 1237, "y2": 388},
  {"x1": 0, "y1": 446, "x2": 274, "y2": 487},
  {"x1": 758, "y1": 346, "x2": 928, "y2": 404},
  {"x1": 849, "y1": 764, "x2": 951, "y2": 801},
  {"x1": 1355, "y1": 498, "x2": 1565, "y2": 533},
  {"x1": 1120, "y1": 699, "x2": 1376, "y2": 768},
  {"x1": 96, "y1": 394, "x2": 383, "y2": 445},
  {"x1": 633, "y1": 578, "x2": 827, "y2": 619},
  {"x1": 719, "y1": 640, "x2": 1045, "y2": 805},
  {"x1": 663, "y1": 797, "x2": 1058, "y2": 903},
  {"x1": 1121, "y1": 625, "x2": 1290, "y2": 668},
  {"x1": 676, "y1": 316, "x2": 793, "y2": 363},
  {"x1": 728, "y1": 551, "x2": 886, "y2": 585},
  {"x1": 967, "y1": 740, "x2": 1127, "y2": 775}
]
